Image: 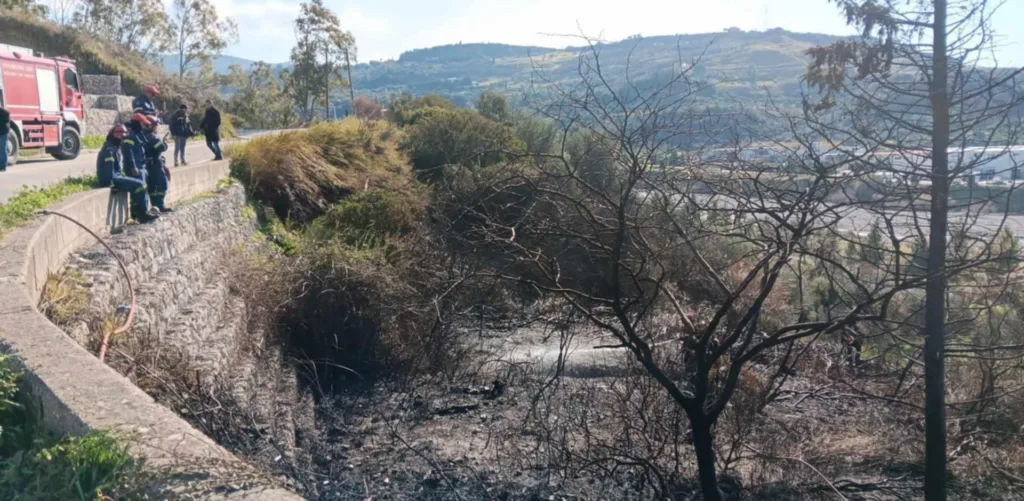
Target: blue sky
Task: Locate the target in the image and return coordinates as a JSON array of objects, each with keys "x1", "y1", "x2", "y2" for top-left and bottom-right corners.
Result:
[{"x1": 211, "y1": 0, "x2": 1024, "y2": 66}]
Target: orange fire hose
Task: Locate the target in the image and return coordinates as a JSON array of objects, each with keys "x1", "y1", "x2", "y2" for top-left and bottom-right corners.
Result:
[{"x1": 39, "y1": 209, "x2": 135, "y2": 363}]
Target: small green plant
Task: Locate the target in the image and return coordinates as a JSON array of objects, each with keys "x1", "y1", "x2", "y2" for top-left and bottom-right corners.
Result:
[
  {"x1": 81, "y1": 136, "x2": 106, "y2": 150},
  {"x1": 216, "y1": 177, "x2": 238, "y2": 189},
  {"x1": 0, "y1": 357, "x2": 22, "y2": 441},
  {"x1": 260, "y1": 218, "x2": 305, "y2": 256},
  {"x1": 0, "y1": 176, "x2": 98, "y2": 235},
  {"x1": 0, "y1": 355, "x2": 141, "y2": 501}
]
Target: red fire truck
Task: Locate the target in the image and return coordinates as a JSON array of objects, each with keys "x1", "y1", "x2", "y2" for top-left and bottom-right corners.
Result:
[{"x1": 0, "y1": 43, "x2": 85, "y2": 166}]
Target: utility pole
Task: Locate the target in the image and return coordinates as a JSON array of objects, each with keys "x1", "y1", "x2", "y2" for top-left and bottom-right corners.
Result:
[
  {"x1": 324, "y1": 43, "x2": 331, "y2": 121},
  {"x1": 344, "y1": 48, "x2": 356, "y2": 118},
  {"x1": 924, "y1": 1, "x2": 949, "y2": 499}
]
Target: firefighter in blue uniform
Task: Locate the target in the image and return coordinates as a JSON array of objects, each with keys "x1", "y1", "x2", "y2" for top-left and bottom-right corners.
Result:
[
  {"x1": 133, "y1": 84, "x2": 160, "y2": 118},
  {"x1": 142, "y1": 118, "x2": 173, "y2": 212},
  {"x1": 125, "y1": 113, "x2": 158, "y2": 221},
  {"x1": 96, "y1": 125, "x2": 157, "y2": 223}
]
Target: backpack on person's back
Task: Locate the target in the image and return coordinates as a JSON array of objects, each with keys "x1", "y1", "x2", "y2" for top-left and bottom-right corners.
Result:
[{"x1": 171, "y1": 109, "x2": 195, "y2": 137}]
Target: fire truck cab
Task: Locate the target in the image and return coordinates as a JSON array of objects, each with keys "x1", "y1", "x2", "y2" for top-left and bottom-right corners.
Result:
[{"x1": 0, "y1": 43, "x2": 85, "y2": 166}]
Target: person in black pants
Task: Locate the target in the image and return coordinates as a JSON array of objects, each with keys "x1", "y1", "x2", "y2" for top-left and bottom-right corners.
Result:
[
  {"x1": 169, "y1": 104, "x2": 193, "y2": 166},
  {"x1": 199, "y1": 100, "x2": 222, "y2": 161},
  {"x1": 0, "y1": 103, "x2": 10, "y2": 172}
]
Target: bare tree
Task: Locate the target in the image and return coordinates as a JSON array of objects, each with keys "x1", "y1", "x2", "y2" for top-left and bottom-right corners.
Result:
[
  {"x1": 806, "y1": 1, "x2": 1024, "y2": 498},
  {"x1": 46, "y1": 0, "x2": 78, "y2": 25},
  {"x1": 432, "y1": 34, "x2": 962, "y2": 499}
]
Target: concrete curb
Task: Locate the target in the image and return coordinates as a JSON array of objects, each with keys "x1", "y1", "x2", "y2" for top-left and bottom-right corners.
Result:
[{"x1": 0, "y1": 161, "x2": 302, "y2": 500}]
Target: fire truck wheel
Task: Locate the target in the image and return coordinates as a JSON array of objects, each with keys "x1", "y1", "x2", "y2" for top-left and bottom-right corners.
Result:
[
  {"x1": 4, "y1": 133, "x2": 17, "y2": 166},
  {"x1": 50, "y1": 126, "x2": 81, "y2": 161}
]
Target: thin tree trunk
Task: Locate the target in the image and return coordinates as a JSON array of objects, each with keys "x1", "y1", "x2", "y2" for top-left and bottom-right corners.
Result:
[
  {"x1": 344, "y1": 48, "x2": 356, "y2": 117},
  {"x1": 797, "y1": 257, "x2": 805, "y2": 309},
  {"x1": 690, "y1": 415, "x2": 724, "y2": 501},
  {"x1": 324, "y1": 46, "x2": 331, "y2": 121},
  {"x1": 924, "y1": 1, "x2": 950, "y2": 499}
]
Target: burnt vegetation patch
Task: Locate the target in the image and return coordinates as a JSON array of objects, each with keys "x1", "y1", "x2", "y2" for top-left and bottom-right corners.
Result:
[
  {"x1": 36, "y1": 1, "x2": 1024, "y2": 493},
  {"x1": 207, "y1": 46, "x2": 1024, "y2": 497}
]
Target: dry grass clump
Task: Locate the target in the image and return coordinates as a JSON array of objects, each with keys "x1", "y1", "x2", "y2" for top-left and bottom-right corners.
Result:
[
  {"x1": 230, "y1": 132, "x2": 345, "y2": 222},
  {"x1": 38, "y1": 270, "x2": 90, "y2": 327},
  {"x1": 229, "y1": 118, "x2": 411, "y2": 223}
]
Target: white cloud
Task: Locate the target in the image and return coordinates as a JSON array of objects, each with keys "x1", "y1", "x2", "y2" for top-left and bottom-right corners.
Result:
[
  {"x1": 338, "y1": 6, "x2": 393, "y2": 60},
  {"x1": 341, "y1": 7, "x2": 390, "y2": 35}
]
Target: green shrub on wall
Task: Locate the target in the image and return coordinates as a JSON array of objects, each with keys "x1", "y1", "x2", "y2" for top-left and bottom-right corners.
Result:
[{"x1": 0, "y1": 355, "x2": 141, "y2": 501}]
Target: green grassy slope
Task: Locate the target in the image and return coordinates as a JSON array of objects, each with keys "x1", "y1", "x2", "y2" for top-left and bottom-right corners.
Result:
[{"x1": 0, "y1": 10, "x2": 184, "y2": 99}]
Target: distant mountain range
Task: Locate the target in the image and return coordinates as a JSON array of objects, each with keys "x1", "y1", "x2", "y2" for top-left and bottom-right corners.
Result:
[
  {"x1": 160, "y1": 54, "x2": 288, "y2": 76},
  {"x1": 169, "y1": 29, "x2": 844, "y2": 107}
]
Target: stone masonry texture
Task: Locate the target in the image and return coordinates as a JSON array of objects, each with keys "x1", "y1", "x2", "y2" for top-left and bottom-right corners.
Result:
[
  {"x1": 63, "y1": 185, "x2": 257, "y2": 377},
  {"x1": 81, "y1": 74, "x2": 123, "y2": 96}
]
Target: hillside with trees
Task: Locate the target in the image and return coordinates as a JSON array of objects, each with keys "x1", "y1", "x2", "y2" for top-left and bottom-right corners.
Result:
[
  {"x1": 348, "y1": 28, "x2": 839, "y2": 107},
  {"x1": 1, "y1": 0, "x2": 239, "y2": 111},
  {"x1": 0, "y1": 9, "x2": 173, "y2": 97},
  {"x1": 185, "y1": 28, "x2": 843, "y2": 110}
]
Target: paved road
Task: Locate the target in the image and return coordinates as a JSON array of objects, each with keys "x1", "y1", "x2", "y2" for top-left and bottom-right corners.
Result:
[
  {"x1": 833, "y1": 206, "x2": 1024, "y2": 239},
  {"x1": 0, "y1": 131, "x2": 277, "y2": 204},
  {"x1": 688, "y1": 192, "x2": 1024, "y2": 239}
]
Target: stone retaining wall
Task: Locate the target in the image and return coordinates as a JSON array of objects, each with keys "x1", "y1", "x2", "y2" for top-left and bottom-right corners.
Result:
[
  {"x1": 61, "y1": 186, "x2": 253, "y2": 356},
  {"x1": 82, "y1": 74, "x2": 123, "y2": 96},
  {"x1": 82, "y1": 94, "x2": 135, "y2": 138},
  {"x1": 0, "y1": 161, "x2": 301, "y2": 500}
]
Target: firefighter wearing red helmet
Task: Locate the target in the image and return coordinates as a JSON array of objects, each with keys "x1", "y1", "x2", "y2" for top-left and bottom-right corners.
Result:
[
  {"x1": 96, "y1": 125, "x2": 157, "y2": 223},
  {"x1": 133, "y1": 84, "x2": 160, "y2": 119}
]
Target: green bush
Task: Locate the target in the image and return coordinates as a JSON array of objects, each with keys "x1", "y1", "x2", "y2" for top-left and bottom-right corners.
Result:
[
  {"x1": 189, "y1": 109, "x2": 238, "y2": 139},
  {"x1": 0, "y1": 355, "x2": 139, "y2": 501},
  {"x1": 309, "y1": 189, "x2": 426, "y2": 250},
  {"x1": 219, "y1": 113, "x2": 238, "y2": 139},
  {"x1": 513, "y1": 112, "x2": 557, "y2": 156},
  {"x1": 475, "y1": 91, "x2": 512, "y2": 124},
  {"x1": 389, "y1": 93, "x2": 457, "y2": 126},
  {"x1": 403, "y1": 108, "x2": 525, "y2": 183},
  {"x1": 81, "y1": 136, "x2": 105, "y2": 150}
]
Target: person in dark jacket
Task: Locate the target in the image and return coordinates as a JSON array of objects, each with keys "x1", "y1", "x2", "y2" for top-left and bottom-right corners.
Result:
[
  {"x1": 125, "y1": 113, "x2": 157, "y2": 221},
  {"x1": 96, "y1": 125, "x2": 157, "y2": 223},
  {"x1": 199, "y1": 100, "x2": 222, "y2": 161},
  {"x1": 133, "y1": 84, "x2": 160, "y2": 118},
  {"x1": 0, "y1": 104, "x2": 10, "y2": 172},
  {"x1": 169, "y1": 104, "x2": 193, "y2": 166},
  {"x1": 142, "y1": 119, "x2": 172, "y2": 213}
]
